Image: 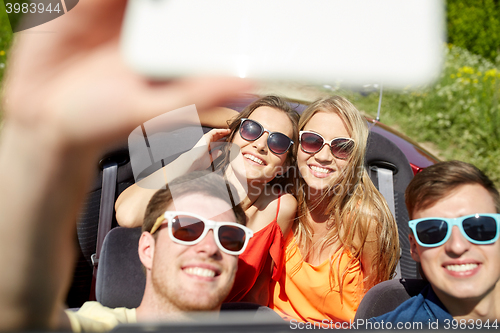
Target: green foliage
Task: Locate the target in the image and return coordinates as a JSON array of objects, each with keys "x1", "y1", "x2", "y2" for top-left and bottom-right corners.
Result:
[
  {"x1": 447, "y1": 0, "x2": 500, "y2": 62},
  {"x1": 344, "y1": 44, "x2": 500, "y2": 187},
  {"x1": 5, "y1": 1, "x2": 28, "y2": 32},
  {"x1": 0, "y1": 1, "x2": 13, "y2": 119},
  {"x1": 0, "y1": 0, "x2": 13, "y2": 87}
]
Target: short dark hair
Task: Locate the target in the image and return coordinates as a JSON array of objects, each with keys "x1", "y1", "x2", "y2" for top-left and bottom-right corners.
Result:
[
  {"x1": 142, "y1": 171, "x2": 246, "y2": 234},
  {"x1": 405, "y1": 160, "x2": 500, "y2": 219}
]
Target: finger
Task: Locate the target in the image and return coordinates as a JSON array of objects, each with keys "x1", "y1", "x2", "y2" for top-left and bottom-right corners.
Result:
[
  {"x1": 207, "y1": 129, "x2": 231, "y2": 142},
  {"x1": 205, "y1": 128, "x2": 229, "y2": 135},
  {"x1": 195, "y1": 129, "x2": 230, "y2": 148}
]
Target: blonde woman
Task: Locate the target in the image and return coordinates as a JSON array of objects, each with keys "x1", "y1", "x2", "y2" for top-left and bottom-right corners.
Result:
[{"x1": 269, "y1": 96, "x2": 400, "y2": 323}]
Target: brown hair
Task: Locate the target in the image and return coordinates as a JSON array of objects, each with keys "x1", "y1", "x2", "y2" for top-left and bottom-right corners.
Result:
[
  {"x1": 406, "y1": 160, "x2": 500, "y2": 219},
  {"x1": 294, "y1": 96, "x2": 399, "y2": 292},
  {"x1": 142, "y1": 171, "x2": 246, "y2": 234}
]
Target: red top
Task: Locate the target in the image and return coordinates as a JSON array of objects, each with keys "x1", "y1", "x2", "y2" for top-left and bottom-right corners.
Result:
[{"x1": 224, "y1": 195, "x2": 284, "y2": 305}]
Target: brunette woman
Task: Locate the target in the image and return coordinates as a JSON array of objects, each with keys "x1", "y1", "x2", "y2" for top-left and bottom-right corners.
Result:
[{"x1": 115, "y1": 96, "x2": 299, "y2": 305}]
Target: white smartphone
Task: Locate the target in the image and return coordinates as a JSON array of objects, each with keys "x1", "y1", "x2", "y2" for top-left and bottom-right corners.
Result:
[{"x1": 120, "y1": 0, "x2": 444, "y2": 88}]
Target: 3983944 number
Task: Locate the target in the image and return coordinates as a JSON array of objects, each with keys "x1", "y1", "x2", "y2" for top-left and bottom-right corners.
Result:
[
  {"x1": 5, "y1": 2, "x2": 61, "y2": 14},
  {"x1": 443, "y1": 319, "x2": 498, "y2": 329}
]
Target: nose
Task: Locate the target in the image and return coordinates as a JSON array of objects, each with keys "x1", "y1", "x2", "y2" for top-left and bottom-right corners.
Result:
[
  {"x1": 444, "y1": 226, "x2": 471, "y2": 257},
  {"x1": 195, "y1": 229, "x2": 221, "y2": 257},
  {"x1": 314, "y1": 143, "x2": 333, "y2": 162},
  {"x1": 252, "y1": 132, "x2": 268, "y2": 152}
]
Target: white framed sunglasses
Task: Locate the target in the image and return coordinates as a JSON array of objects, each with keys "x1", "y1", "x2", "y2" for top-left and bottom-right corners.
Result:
[
  {"x1": 299, "y1": 131, "x2": 354, "y2": 159},
  {"x1": 151, "y1": 211, "x2": 253, "y2": 255}
]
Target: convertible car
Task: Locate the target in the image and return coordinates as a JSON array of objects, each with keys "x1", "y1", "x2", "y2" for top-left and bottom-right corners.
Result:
[{"x1": 67, "y1": 94, "x2": 439, "y2": 327}]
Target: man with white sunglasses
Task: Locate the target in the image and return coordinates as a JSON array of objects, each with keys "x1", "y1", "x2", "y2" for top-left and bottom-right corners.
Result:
[
  {"x1": 63, "y1": 171, "x2": 253, "y2": 331},
  {"x1": 369, "y1": 160, "x2": 500, "y2": 327}
]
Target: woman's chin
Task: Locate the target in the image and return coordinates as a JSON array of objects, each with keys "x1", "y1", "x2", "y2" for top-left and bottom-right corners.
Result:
[{"x1": 305, "y1": 175, "x2": 334, "y2": 190}]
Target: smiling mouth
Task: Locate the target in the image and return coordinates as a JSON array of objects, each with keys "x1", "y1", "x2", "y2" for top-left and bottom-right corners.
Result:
[
  {"x1": 310, "y1": 165, "x2": 332, "y2": 174},
  {"x1": 445, "y1": 263, "x2": 478, "y2": 272},
  {"x1": 183, "y1": 267, "x2": 217, "y2": 278},
  {"x1": 244, "y1": 154, "x2": 264, "y2": 165}
]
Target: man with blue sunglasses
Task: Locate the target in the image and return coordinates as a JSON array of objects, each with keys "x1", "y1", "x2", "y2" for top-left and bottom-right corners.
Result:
[{"x1": 369, "y1": 160, "x2": 500, "y2": 327}]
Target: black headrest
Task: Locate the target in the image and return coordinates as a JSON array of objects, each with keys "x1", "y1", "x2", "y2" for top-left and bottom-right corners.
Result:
[
  {"x1": 365, "y1": 131, "x2": 414, "y2": 194},
  {"x1": 96, "y1": 227, "x2": 145, "y2": 308},
  {"x1": 364, "y1": 131, "x2": 417, "y2": 279}
]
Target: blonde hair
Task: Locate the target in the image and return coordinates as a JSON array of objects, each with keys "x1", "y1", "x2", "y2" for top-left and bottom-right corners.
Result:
[{"x1": 294, "y1": 96, "x2": 399, "y2": 292}]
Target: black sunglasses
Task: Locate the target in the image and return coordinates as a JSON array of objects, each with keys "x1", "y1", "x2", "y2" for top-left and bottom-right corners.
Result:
[
  {"x1": 409, "y1": 214, "x2": 500, "y2": 247},
  {"x1": 239, "y1": 118, "x2": 293, "y2": 155},
  {"x1": 299, "y1": 131, "x2": 354, "y2": 160}
]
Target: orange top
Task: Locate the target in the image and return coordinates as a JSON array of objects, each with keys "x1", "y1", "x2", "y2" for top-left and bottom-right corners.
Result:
[
  {"x1": 269, "y1": 234, "x2": 365, "y2": 323},
  {"x1": 224, "y1": 195, "x2": 284, "y2": 304}
]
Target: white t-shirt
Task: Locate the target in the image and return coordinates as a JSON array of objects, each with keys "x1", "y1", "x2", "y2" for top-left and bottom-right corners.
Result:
[{"x1": 65, "y1": 301, "x2": 136, "y2": 332}]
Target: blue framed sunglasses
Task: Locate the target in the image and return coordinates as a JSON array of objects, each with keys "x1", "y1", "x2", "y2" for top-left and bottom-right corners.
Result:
[{"x1": 409, "y1": 213, "x2": 500, "y2": 247}]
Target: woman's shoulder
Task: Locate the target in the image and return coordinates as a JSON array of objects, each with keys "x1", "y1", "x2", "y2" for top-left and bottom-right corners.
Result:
[
  {"x1": 276, "y1": 192, "x2": 297, "y2": 217},
  {"x1": 264, "y1": 191, "x2": 297, "y2": 235},
  {"x1": 249, "y1": 191, "x2": 296, "y2": 234}
]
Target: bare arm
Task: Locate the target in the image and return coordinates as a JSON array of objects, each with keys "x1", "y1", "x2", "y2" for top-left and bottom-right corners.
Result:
[
  {"x1": 199, "y1": 106, "x2": 239, "y2": 128},
  {"x1": 359, "y1": 220, "x2": 378, "y2": 286},
  {"x1": 0, "y1": 0, "x2": 252, "y2": 330},
  {"x1": 115, "y1": 128, "x2": 230, "y2": 227},
  {"x1": 275, "y1": 193, "x2": 297, "y2": 238},
  {"x1": 114, "y1": 104, "x2": 238, "y2": 228}
]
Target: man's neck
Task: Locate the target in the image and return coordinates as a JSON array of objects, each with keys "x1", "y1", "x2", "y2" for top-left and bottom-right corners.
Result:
[
  {"x1": 433, "y1": 284, "x2": 500, "y2": 320},
  {"x1": 135, "y1": 284, "x2": 221, "y2": 323},
  {"x1": 135, "y1": 298, "x2": 211, "y2": 323}
]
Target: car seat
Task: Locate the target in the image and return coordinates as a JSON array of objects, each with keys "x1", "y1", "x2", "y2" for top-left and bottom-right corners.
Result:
[
  {"x1": 95, "y1": 227, "x2": 144, "y2": 308},
  {"x1": 354, "y1": 278, "x2": 429, "y2": 320},
  {"x1": 364, "y1": 131, "x2": 417, "y2": 279},
  {"x1": 67, "y1": 146, "x2": 133, "y2": 307},
  {"x1": 68, "y1": 123, "x2": 214, "y2": 307}
]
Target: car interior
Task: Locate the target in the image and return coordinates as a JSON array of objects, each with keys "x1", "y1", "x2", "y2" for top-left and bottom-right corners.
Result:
[{"x1": 67, "y1": 97, "x2": 428, "y2": 329}]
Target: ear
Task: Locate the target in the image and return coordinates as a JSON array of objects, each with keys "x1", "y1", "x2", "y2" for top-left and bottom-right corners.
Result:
[
  {"x1": 409, "y1": 233, "x2": 421, "y2": 263},
  {"x1": 138, "y1": 232, "x2": 155, "y2": 271}
]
